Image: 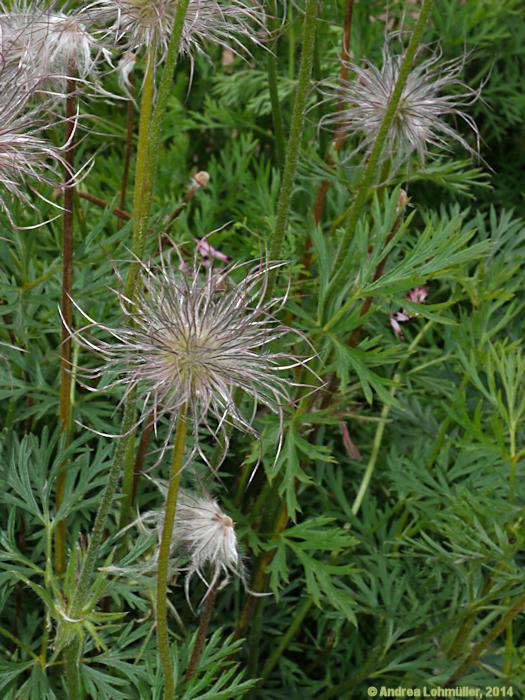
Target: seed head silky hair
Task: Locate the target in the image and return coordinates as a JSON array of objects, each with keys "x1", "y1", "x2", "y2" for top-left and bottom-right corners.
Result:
[
  {"x1": 0, "y1": 0, "x2": 105, "y2": 92},
  {"x1": 105, "y1": 488, "x2": 246, "y2": 605},
  {"x1": 90, "y1": 0, "x2": 267, "y2": 64},
  {"x1": 321, "y1": 36, "x2": 480, "y2": 168},
  {"x1": 0, "y1": 70, "x2": 68, "y2": 224},
  {"x1": 71, "y1": 251, "x2": 312, "y2": 468}
]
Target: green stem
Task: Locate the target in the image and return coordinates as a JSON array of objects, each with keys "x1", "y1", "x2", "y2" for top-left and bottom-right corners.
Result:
[
  {"x1": 351, "y1": 322, "x2": 432, "y2": 516},
  {"x1": 119, "y1": 2, "x2": 190, "y2": 529},
  {"x1": 323, "y1": 0, "x2": 433, "y2": 319},
  {"x1": 127, "y1": 0, "x2": 190, "y2": 287},
  {"x1": 56, "y1": 71, "x2": 77, "y2": 575},
  {"x1": 156, "y1": 405, "x2": 188, "y2": 700},
  {"x1": 70, "y1": 397, "x2": 137, "y2": 617},
  {"x1": 445, "y1": 591, "x2": 525, "y2": 687},
  {"x1": 260, "y1": 597, "x2": 313, "y2": 681},
  {"x1": 266, "y1": 13, "x2": 285, "y2": 170},
  {"x1": 268, "y1": 0, "x2": 318, "y2": 290},
  {"x1": 124, "y1": 44, "x2": 156, "y2": 298},
  {"x1": 64, "y1": 636, "x2": 82, "y2": 700}
]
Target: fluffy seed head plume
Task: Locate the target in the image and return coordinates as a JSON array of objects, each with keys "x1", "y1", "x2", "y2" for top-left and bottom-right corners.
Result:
[
  {"x1": 0, "y1": 73, "x2": 65, "y2": 223},
  {"x1": 105, "y1": 487, "x2": 244, "y2": 604},
  {"x1": 73, "y1": 251, "x2": 308, "y2": 465},
  {"x1": 171, "y1": 489, "x2": 243, "y2": 600},
  {"x1": 91, "y1": 0, "x2": 266, "y2": 62},
  {"x1": 322, "y1": 37, "x2": 480, "y2": 166},
  {"x1": 0, "y1": 1, "x2": 100, "y2": 85}
]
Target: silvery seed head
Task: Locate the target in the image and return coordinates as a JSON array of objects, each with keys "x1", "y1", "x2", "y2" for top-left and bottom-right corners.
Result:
[
  {"x1": 91, "y1": 0, "x2": 266, "y2": 63},
  {"x1": 0, "y1": 72, "x2": 66, "y2": 222},
  {"x1": 0, "y1": 1, "x2": 101, "y2": 87},
  {"x1": 72, "y1": 252, "x2": 308, "y2": 465},
  {"x1": 322, "y1": 37, "x2": 480, "y2": 166}
]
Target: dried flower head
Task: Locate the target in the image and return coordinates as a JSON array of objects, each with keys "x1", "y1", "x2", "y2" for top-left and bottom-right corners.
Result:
[
  {"x1": 72, "y1": 252, "x2": 309, "y2": 464},
  {"x1": 0, "y1": 1, "x2": 101, "y2": 86},
  {"x1": 322, "y1": 37, "x2": 480, "y2": 166},
  {"x1": 91, "y1": 0, "x2": 266, "y2": 62},
  {"x1": 0, "y1": 73, "x2": 66, "y2": 223}
]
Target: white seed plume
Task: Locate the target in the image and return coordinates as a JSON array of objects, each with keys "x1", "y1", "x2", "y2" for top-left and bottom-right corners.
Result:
[
  {"x1": 0, "y1": 1, "x2": 101, "y2": 86},
  {"x1": 0, "y1": 73, "x2": 66, "y2": 222},
  {"x1": 91, "y1": 0, "x2": 266, "y2": 62},
  {"x1": 105, "y1": 488, "x2": 245, "y2": 604},
  {"x1": 72, "y1": 252, "x2": 308, "y2": 465},
  {"x1": 322, "y1": 37, "x2": 480, "y2": 166},
  {"x1": 171, "y1": 489, "x2": 243, "y2": 600}
]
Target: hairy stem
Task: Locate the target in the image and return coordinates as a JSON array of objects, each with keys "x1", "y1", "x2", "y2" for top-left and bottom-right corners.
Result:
[
  {"x1": 119, "y1": 1, "x2": 191, "y2": 530},
  {"x1": 157, "y1": 405, "x2": 188, "y2": 700},
  {"x1": 64, "y1": 636, "x2": 82, "y2": 700},
  {"x1": 119, "y1": 75, "x2": 135, "y2": 229},
  {"x1": 268, "y1": 0, "x2": 318, "y2": 290},
  {"x1": 324, "y1": 0, "x2": 433, "y2": 318},
  {"x1": 124, "y1": 44, "x2": 156, "y2": 298},
  {"x1": 56, "y1": 72, "x2": 77, "y2": 575},
  {"x1": 266, "y1": 7, "x2": 285, "y2": 171}
]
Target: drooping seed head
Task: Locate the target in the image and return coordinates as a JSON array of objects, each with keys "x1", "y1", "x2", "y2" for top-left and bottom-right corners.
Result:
[
  {"x1": 105, "y1": 487, "x2": 245, "y2": 604},
  {"x1": 322, "y1": 36, "x2": 480, "y2": 167},
  {"x1": 170, "y1": 489, "x2": 243, "y2": 600},
  {"x1": 72, "y1": 252, "x2": 310, "y2": 465}
]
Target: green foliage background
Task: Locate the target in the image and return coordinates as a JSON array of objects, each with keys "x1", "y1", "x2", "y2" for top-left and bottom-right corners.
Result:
[{"x1": 1, "y1": 0, "x2": 525, "y2": 697}]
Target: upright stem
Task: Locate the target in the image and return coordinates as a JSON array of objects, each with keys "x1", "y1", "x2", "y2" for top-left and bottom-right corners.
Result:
[
  {"x1": 64, "y1": 14, "x2": 190, "y2": 697},
  {"x1": 119, "y1": 0, "x2": 191, "y2": 530},
  {"x1": 312, "y1": 0, "x2": 354, "y2": 225},
  {"x1": 56, "y1": 71, "x2": 77, "y2": 575},
  {"x1": 70, "y1": 398, "x2": 137, "y2": 616},
  {"x1": 124, "y1": 0, "x2": 191, "y2": 299},
  {"x1": 125, "y1": 44, "x2": 156, "y2": 295},
  {"x1": 156, "y1": 405, "x2": 188, "y2": 700},
  {"x1": 268, "y1": 0, "x2": 318, "y2": 292},
  {"x1": 118, "y1": 75, "x2": 135, "y2": 229},
  {"x1": 324, "y1": 0, "x2": 433, "y2": 315},
  {"x1": 266, "y1": 7, "x2": 285, "y2": 171}
]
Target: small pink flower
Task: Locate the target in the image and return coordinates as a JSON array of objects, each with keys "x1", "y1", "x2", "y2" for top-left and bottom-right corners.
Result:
[
  {"x1": 195, "y1": 238, "x2": 230, "y2": 263},
  {"x1": 389, "y1": 311, "x2": 410, "y2": 338},
  {"x1": 406, "y1": 286, "x2": 428, "y2": 304},
  {"x1": 389, "y1": 287, "x2": 428, "y2": 338}
]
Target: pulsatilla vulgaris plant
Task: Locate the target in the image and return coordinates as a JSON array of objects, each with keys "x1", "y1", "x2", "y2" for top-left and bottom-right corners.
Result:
[{"x1": 2, "y1": 0, "x2": 525, "y2": 698}]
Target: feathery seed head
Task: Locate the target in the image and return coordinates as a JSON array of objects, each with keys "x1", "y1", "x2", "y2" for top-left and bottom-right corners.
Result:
[
  {"x1": 92, "y1": 0, "x2": 266, "y2": 62},
  {"x1": 322, "y1": 37, "x2": 480, "y2": 166},
  {"x1": 0, "y1": 74, "x2": 65, "y2": 221},
  {"x1": 73, "y1": 252, "x2": 308, "y2": 464},
  {"x1": 170, "y1": 489, "x2": 243, "y2": 598},
  {"x1": 1, "y1": 1, "x2": 101, "y2": 86},
  {"x1": 106, "y1": 487, "x2": 244, "y2": 603}
]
